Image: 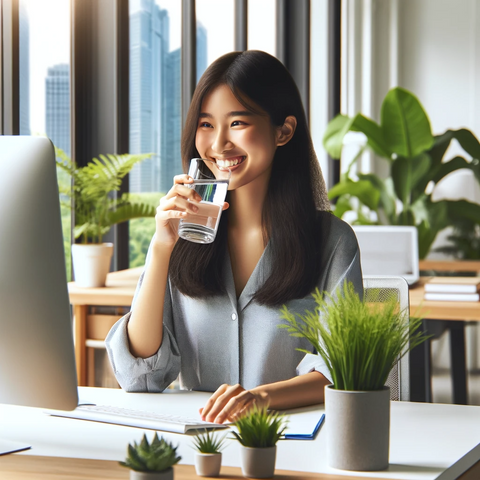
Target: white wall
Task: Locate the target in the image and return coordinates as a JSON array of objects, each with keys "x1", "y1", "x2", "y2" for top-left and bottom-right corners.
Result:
[
  {"x1": 341, "y1": 0, "x2": 480, "y2": 249},
  {"x1": 341, "y1": 0, "x2": 480, "y2": 374}
]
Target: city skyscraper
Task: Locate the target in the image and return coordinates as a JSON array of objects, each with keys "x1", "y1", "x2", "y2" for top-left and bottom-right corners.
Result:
[
  {"x1": 129, "y1": 0, "x2": 169, "y2": 193},
  {"x1": 45, "y1": 64, "x2": 70, "y2": 156},
  {"x1": 129, "y1": 0, "x2": 208, "y2": 193}
]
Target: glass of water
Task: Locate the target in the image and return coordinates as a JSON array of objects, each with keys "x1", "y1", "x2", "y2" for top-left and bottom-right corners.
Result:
[{"x1": 177, "y1": 158, "x2": 231, "y2": 244}]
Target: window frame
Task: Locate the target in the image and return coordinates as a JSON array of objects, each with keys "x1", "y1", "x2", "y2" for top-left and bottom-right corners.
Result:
[{"x1": 1, "y1": 0, "x2": 341, "y2": 271}]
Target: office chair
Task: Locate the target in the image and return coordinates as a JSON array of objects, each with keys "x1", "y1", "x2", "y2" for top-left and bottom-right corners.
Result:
[{"x1": 363, "y1": 275, "x2": 410, "y2": 401}]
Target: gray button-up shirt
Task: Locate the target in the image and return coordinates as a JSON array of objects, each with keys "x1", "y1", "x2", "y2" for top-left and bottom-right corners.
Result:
[{"x1": 106, "y1": 213, "x2": 362, "y2": 393}]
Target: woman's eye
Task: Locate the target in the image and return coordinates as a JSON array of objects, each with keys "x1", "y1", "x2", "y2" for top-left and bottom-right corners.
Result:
[
  {"x1": 199, "y1": 122, "x2": 212, "y2": 128},
  {"x1": 231, "y1": 120, "x2": 245, "y2": 127}
]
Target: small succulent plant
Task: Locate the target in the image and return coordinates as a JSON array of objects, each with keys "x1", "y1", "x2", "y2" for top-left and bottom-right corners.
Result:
[
  {"x1": 119, "y1": 433, "x2": 181, "y2": 472},
  {"x1": 232, "y1": 405, "x2": 287, "y2": 448},
  {"x1": 192, "y1": 429, "x2": 227, "y2": 454}
]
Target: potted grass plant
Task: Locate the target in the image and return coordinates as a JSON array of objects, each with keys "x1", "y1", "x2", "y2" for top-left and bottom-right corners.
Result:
[
  {"x1": 119, "y1": 433, "x2": 181, "y2": 480},
  {"x1": 192, "y1": 430, "x2": 227, "y2": 477},
  {"x1": 279, "y1": 282, "x2": 428, "y2": 471},
  {"x1": 231, "y1": 405, "x2": 287, "y2": 479},
  {"x1": 56, "y1": 148, "x2": 156, "y2": 287}
]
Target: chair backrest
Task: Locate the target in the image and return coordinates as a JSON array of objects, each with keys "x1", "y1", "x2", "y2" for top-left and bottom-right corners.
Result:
[
  {"x1": 353, "y1": 226, "x2": 419, "y2": 285},
  {"x1": 363, "y1": 275, "x2": 410, "y2": 401}
]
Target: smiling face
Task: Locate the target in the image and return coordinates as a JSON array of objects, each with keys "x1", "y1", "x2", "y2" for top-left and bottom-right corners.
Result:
[{"x1": 195, "y1": 84, "x2": 282, "y2": 192}]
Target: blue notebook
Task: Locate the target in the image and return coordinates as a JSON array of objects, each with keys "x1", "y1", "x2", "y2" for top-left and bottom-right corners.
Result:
[{"x1": 284, "y1": 413, "x2": 325, "y2": 440}]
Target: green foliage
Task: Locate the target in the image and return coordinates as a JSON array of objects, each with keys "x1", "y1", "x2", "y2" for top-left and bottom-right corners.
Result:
[
  {"x1": 279, "y1": 282, "x2": 429, "y2": 391},
  {"x1": 119, "y1": 433, "x2": 181, "y2": 472},
  {"x1": 192, "y1": 430, "x2": 227, "y2": 454},
  {"x1": 323, "y1": 86, "x2": 480, "y2": 259},
  {"x1": 231, "y1": 405, "x2": 286, "y2": 448},
  {"x1": 56, "y1": 149, "x2": 157, "y2": 244},
  {"x1": 129, "y1": 192, "x2": 163, "y2": 267},
  {"x1": 434, "y1": 217, "x2": 480, "y2": 260}
]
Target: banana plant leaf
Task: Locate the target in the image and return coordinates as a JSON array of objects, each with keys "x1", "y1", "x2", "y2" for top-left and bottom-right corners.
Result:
[{"x1": 380, "y1": 87, "x2": 434, "y2": 158}]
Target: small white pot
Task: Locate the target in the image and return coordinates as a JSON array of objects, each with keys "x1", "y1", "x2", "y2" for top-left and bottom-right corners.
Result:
[
  {"x1": 240, "y1": 445, "x2": 276, "y2": 478},
  {"x1": 194, "y1": 452, "x2": 222, "y2": 477},
  {"x1": 129, "y1": 468, "x2": 173, "y2": 480},
  {"x1": 71, "y1": 243, "x2": 113, "y2": 287}
]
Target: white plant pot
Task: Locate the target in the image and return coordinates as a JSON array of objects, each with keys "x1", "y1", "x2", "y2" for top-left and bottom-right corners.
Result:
[
  {"x1": 240, "y1": 445, "x2": 276, "y2": 478},
  {"x1": 324, "y1": 385, "x2": 390, "y2": 471},
  {"x1": 129, "y1": 468, "x2": 173, "y2": 480},
  {"x1": 71, "y1": 243, "x2": 113, "y2": 288},
  {"x1": 194, "y1": 452, "x2": 222, "y2": 477}
]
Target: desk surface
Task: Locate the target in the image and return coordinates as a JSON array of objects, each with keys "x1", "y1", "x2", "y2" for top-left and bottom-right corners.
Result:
[{"x1": 1, "y1": 387, "x2": 480, "y2": 480}]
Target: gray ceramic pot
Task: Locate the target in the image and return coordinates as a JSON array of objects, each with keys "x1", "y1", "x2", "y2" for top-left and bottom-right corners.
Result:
[
  {"x1": 324, "y1": 385, "x2": 390, "y2": 471},
  {"x1": 194, "y1": 452, "x2": 222, "y2": 477},
  {"x1": 129, "y1": 468, "x2": 173, "y2": 480},
  {"x1": 240, "y1": 445, "x2": 276, "y2": 478}
]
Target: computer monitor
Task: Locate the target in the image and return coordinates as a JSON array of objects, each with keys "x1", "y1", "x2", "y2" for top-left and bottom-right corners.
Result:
[
  {"x1": 352, "y1": 225, "x2": 420, "y2": 285},
  {"x1": 0, "y1": 136, "x2": 78, "y2": 455}
]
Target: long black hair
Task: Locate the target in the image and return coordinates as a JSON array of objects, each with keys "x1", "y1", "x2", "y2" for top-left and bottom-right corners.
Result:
[{"x1": 168, "y1": 50, "x2": 330, "y2": 306}]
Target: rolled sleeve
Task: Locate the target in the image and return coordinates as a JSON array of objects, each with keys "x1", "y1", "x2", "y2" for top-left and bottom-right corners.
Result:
[
  {"x1": 296, "y1": 353, "x2": 332, "y2": 383},
  {"x1": 105, "y1": 311, "x2": 181, "y2": 392}
]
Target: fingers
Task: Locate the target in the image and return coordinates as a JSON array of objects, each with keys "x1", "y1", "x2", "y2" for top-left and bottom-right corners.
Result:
[
  {"x1": 222, "y1": 201, "x2": 230, "y2": 211},
  {"x1": 201, "y1": 384, "x2": 244, "y2": 423},
  {"x1": 215, "y1": 392, "x2": 256, "y2": 424}
]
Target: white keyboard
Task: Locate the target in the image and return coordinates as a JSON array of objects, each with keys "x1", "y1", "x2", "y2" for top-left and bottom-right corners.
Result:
[{"x1": 49, "y1": 404, "x2": 229, "y2": 434}]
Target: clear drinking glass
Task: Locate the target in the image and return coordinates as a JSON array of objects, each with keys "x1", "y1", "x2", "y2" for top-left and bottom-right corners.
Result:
[{"x1": 177, "y1": 158, "x2": 231, "y2": 244}]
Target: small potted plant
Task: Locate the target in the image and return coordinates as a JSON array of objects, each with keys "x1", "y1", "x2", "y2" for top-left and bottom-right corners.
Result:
[
  {"x1": 119, "y1": 433, "x2": 181, "y2": 480},
  {"x1": 279, "y1": 282, "x2": 428, "y2": 471},
  {"x1": 231, "y1": 405, "x2": 287, "y2": 479},
  {"x1": 192, "y1": 429, "x2": 227, "y2": 477},
  {"x1": 56, "y1": 148, "x2": 156, "y2": 287}
]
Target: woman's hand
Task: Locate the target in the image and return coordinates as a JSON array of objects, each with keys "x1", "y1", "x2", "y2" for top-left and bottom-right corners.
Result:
[
  {"x1": 199, "y1": 384, "x2": 269, "y2": 424},
  {"x1": 154, "y1": 174, "x2": 229, "y2": 249},
  {"x1": 153, "y1": 174, "x2": 202, "y2": 248}
]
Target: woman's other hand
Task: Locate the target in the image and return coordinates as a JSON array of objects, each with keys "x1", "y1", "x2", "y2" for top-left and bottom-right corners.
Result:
[{"x1": 199, "y1": 383, "x2": 269, "y2": 424}]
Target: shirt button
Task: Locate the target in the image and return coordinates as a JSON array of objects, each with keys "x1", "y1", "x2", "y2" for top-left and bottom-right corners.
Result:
[{"x1": 231, "y1": 313, "x2": 237, "y2": 321}]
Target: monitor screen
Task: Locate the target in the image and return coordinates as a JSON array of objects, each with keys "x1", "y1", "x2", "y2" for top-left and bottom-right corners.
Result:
[{"x1": 0, "y1": 136, "x2": 78, "y2": 454}]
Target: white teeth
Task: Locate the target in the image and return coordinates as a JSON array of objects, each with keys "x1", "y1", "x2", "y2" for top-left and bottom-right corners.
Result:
[{"x1": 216, "y1": 157, "x2": 244, "y2": 167}]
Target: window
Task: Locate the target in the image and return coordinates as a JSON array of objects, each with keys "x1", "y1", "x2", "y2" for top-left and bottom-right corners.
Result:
[
  {"x1": 196, "y1": 0, "x2": 234, "y2": 78},
  {"x1": 247, "y1": 0, "x2": 275, "y2": 56},
  {"x1": 19, "y1": 0, "x2": 72, "y2": 278},
  {"x1": 128, "y1": 0, "x2": 182, "y2": 266}
]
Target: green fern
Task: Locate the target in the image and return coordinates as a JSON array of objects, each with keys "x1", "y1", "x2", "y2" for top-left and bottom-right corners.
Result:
[
  {"x1": 55, "y1": 148, "x2": 155, "y2": 243},
  {"x1": 119, "y1": 433, "x2": 181, "y2": 473}
]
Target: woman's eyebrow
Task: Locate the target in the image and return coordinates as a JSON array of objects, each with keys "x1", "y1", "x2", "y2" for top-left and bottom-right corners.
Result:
[{"x1": 198, "y1": 111, "x2": 254, "y2": 119}]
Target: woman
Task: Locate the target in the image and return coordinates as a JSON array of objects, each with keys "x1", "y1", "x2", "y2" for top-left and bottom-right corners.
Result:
[{"x1": 106, "y1": 50, "x2": 362, "y2": 424}]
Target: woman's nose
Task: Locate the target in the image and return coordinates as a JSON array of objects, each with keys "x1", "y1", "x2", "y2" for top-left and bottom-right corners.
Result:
[{"x1": 211, "y1": 128, "x2": 233, "y2": 154}]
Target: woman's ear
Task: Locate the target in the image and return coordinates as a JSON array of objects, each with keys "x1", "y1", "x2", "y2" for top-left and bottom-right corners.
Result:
[{"x1": 276, "y1": 116, "x2": 297, "y2": 147}]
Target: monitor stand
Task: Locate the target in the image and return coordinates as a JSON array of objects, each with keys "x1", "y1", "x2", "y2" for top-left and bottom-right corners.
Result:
[{"x1": 0, "y1": 439, "x2": 31, "y2": 456}]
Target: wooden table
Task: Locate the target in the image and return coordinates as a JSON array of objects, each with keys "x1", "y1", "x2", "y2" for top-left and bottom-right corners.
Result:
[
  {"x1": 3, "y1": 387, "x2": 480, "y2": 480},
  {"x1": 68, "y1": 268, "x2": 142, "y2": 386},
  {"x1": 409, "y1": 277, "x2": 480, "y2": 405},
  {"x1": 0, "y1": 455, "x2": 377, "y2": 480}
]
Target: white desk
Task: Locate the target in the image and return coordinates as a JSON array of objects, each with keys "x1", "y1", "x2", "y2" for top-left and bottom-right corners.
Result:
[{"x1": 1, "y1": 387, "x2": 480, "y2": 480}]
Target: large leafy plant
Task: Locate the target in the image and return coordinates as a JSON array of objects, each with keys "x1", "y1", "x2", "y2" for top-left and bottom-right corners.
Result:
[
  {"x1": 56, "y1": 149, "x2": 156, "y2": 244},
  {"x1": 120, "y1": 433, "x2": 181, "y2": 472},
  {"x1": 279, "y1": 282, "x2": 428, "y2": 391},
  {"x1": 323, "y1": 87, "x2": 480, "y2": 258}
]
